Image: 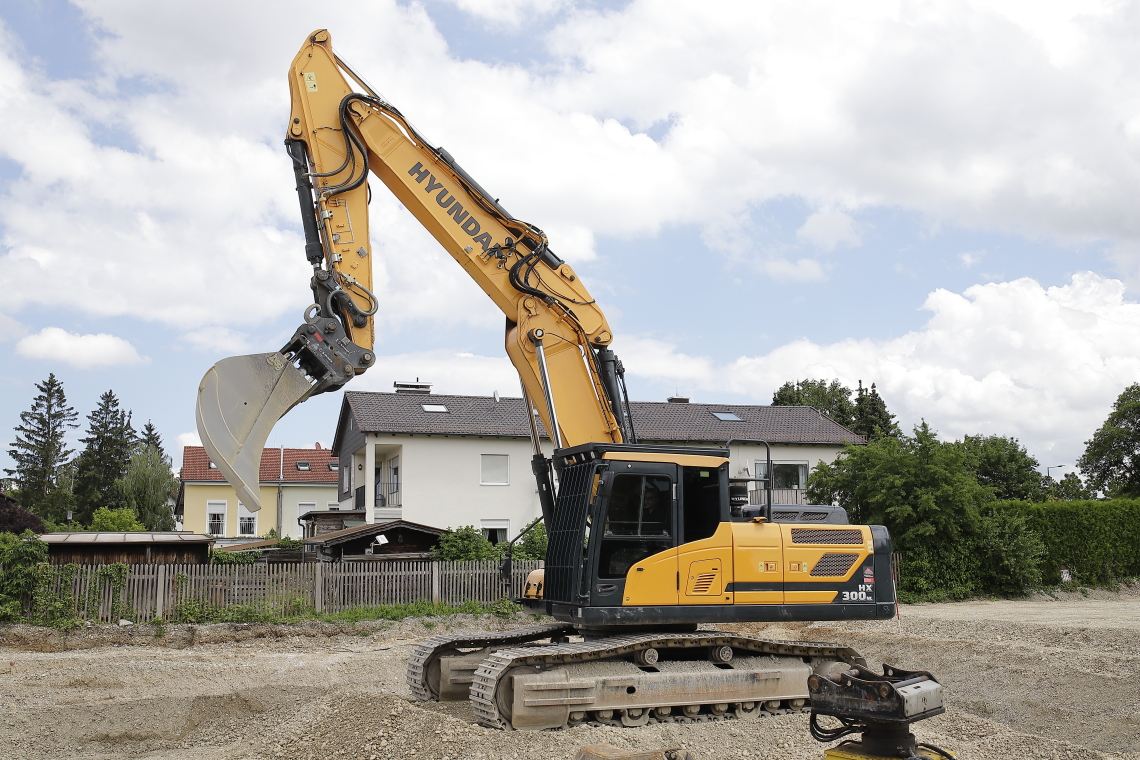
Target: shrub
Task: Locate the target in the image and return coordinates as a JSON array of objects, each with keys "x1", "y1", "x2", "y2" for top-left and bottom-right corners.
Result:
[{"x1": 435, "y1": 526, "x2": 498, "y2": 560}]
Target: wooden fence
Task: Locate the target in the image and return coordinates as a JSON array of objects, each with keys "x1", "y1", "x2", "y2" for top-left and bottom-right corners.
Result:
[{"x1": 34, "y1": 560, "x2": 544, "y2": 623}]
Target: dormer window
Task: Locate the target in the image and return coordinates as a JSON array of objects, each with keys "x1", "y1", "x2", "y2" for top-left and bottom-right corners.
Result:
[
  {"x1": 421, "y1": 404, "x2": 448, "y2": 413},
  {"x1": 328, "y1": 461, "x2": 339, "y2": 471},
  {"x1": 296, "y1": 461, "x2": 311, "y2": 471},
  {"x1": 711, "y1": 411, "x2": 743, "y2": 421}
]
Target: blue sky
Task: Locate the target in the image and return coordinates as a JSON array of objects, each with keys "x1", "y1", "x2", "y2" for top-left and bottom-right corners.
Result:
[{"x1": 2, "y1": 0, "x2": 1139, "y2": 477}]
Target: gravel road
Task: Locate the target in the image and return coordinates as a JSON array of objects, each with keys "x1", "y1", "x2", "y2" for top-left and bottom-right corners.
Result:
[{"x1": 0, "y1": 585, "x2": 1135, "y2": 760}]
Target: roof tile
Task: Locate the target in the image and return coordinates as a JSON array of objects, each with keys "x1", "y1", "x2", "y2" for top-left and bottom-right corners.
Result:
[{"x1": 180, "y1": 446, "x2": 338, "y2": 483}]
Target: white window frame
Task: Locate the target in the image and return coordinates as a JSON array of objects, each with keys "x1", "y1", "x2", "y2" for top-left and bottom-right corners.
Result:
[
  {"x1": 481, "y1": 519, "x2": 510, "y2": 545},
  {"x1": 297, "y1": 500, "x2": 318, "y2": 517},
  {"x1": 755, "y1": 460, "x2": 810, "y2": 490},
  {"x1": 480, "y1": 454, "x2": 510, "y2": 485},
  {"x1": 237, "y1": 501, "x2": 257, "y2": 538},
  {"x1": 327, "y1": 501, "x2": 340, "y2": 511},
  {"x1": 206, "y1": 500, "x2": 227, "y2": 536}
]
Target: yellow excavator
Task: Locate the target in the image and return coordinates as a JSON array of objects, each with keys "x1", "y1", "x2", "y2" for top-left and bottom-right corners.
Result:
[{"x1": 196, "y1": 31, "x2": 948, "y2": 757}]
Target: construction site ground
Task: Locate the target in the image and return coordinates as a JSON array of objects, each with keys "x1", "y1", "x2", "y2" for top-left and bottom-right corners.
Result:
[{"x1": 1, "y1": 584, "x2": 1136, "y2": 760}]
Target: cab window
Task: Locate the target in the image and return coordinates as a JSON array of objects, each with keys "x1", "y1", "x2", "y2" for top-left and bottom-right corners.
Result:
[{"x1": 598, "y1": 474, "x2": 672, "y2": 579}]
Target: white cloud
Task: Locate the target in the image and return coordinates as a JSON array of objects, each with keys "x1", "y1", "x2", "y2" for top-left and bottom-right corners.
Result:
[
  {"x1": 0, "y1": 0, "x2": 1136, "y2": 342},
  {"x1": 15, "y1": 327, "x2": 146, "y2": 368},
  {"x1": 620, "y1": 273, "x2": 1140, "y2": 464},
  {"x1": 176, "y1": 431, "x2": 202, "y2": 449},
  {"x1": 796, "y1": 209, "x2": 861, "y2": 252},
  {"x1": 350, "y1": 349, "x2": 519, "y2": 397},
  {"x1": 441, "y1": 0, "x2": 567, "y2": 27},
  {"x1": 959, "y1": 250, "x2": 984, "y2": 267}
]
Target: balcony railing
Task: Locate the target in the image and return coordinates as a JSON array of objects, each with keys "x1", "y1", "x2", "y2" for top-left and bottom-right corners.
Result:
[
  {"x1": 749, "y1": 488, "x2": 810, "y2": 506},
  {"x1": 356, "y1": 483, "x2": 402, "y2": 508}
]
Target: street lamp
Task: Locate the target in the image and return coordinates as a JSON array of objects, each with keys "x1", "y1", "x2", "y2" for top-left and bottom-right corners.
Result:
[{"x1": 1047, "y1": 465, "x2": 1068, "y2": 480}]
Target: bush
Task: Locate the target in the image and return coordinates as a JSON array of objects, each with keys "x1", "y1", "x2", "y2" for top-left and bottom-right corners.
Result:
[
  {"x1": 511, "y1": 523, "x2": 547, "y2": 560},
  {"x1": 88, "y1": 506, "x2": 145, "y2": 532},
  {"x1": 995, "y1": 499, "x2": 1140, "y2": 584},
  {"x1": 0, "y1": 500, "x2": 46, "y2": 534},
  {"x1": 210, "y1": 548, "x2": 257, "y2": 565},
  {"x1": 435, "y1": 525, "x2": 498, "y2": 560}
]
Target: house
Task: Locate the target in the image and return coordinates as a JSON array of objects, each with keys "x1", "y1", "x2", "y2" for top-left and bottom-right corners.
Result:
[
  {"x1": 302, "y1": 519, "x2": 445, "y2": 562},
  {"x1": 330, "y1": 382, "x2": 863, "y2": 543},
  {"x1": 177, "y1": 444, "x2": 339, "y2": 540},
  {"x1": 41, "y1": 532, "x2": 213, "y2": 565}
]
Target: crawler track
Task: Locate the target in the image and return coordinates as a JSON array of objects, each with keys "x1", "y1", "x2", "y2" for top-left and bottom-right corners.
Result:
[
  {"x1": 467, "y1": 631, "x2": 866, "y2": 730},
  {"x1": 407, "y1": 623, "x2": 576, "y2": 701}
]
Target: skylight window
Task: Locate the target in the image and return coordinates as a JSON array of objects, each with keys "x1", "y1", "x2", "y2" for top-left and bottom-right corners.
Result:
[
  {"x1": 208, "y1": 461, "x2": 218, "y2": 469},
  {"x1": 422, "y1": 404, "x2": 449, "y2": 413},
  {"x1": 711, "y1": 411, "x2": 743, "y2": 421},
  {"x1": 296, "y1": 461, "x2": 311, "y2": 471},
  {"x1": 328, "y1": 461, "x2": 339, "y2": 471}
]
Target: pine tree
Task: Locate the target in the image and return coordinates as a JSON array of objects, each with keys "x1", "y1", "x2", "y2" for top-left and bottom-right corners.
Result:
[
  {"x1": 140, "y1": 421, "x2": 164, "y2": 458},
  {"x1": 73, "y1": 390, "x2": 137, "y2": 525},
  {"x1": 771, "y1": 379, "x2": 856, "y2": 428},
  {"x1": 852, "y1": 381, "x2": 898, "y2": 440},
  {"x1": 5, "y1": 373, "x2": 78, "y2": 521}
]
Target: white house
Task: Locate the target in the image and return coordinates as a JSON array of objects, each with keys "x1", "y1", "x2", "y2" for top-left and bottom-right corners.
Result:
[{"x1": 330, "y1": 384, "x2": 864, "y2": 544}]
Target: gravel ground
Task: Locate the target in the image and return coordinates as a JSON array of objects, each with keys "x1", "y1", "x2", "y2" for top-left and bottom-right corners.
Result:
[{"x1": 0, "y1": 585, "x2": 1136, "y2": 760}]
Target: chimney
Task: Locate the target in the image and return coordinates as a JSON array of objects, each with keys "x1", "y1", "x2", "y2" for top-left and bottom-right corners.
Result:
[
  {"x1": 394, "y1": 378, "x2": 433, "y2": 394},
  {"x1": 315, "y1": 442, "x2": 322, "y2": 449},
  {"x1": 493, "y1": 390, "x2": 499, "y2": 402},
  {"x1": 667, "y1": 395, "x2": 690, "y2": 403}
]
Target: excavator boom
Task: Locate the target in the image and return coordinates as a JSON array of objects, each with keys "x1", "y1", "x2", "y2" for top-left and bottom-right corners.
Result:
[{"x1": 196, "y1": 30, "x2": 631, "y2": 509}]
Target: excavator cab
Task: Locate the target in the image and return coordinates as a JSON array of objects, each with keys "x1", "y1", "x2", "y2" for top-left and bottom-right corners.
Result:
[{"x1": 538, "y1": 443, "x2": 896, "y2": 632}]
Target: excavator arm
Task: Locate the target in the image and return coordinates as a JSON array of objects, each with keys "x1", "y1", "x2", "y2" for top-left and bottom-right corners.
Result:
[{"x1": 196, "y1": 30, "x2": 633, "y2": 510}]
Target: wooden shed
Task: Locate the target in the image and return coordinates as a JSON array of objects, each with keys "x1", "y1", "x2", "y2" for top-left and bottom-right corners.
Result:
[
  {"x1": 302, "y1": 519, "x2": 444, "y2": 562},
  {"x1": 41, "y1": 532, "x2": 214, "y2": 565}
]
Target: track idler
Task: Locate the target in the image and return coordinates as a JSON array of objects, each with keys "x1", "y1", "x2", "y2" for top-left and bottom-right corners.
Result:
[{"x1": 808, "y1": 664, "x2": 954, "y2": 759}]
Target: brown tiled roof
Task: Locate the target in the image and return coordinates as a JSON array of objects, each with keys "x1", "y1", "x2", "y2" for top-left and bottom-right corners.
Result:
[
  {"x1": 338, "y1": 392, "x2": 863, "y2": 446},
  {"x1": 180, "y1": 446, "x2": 338, "y2": 483}
]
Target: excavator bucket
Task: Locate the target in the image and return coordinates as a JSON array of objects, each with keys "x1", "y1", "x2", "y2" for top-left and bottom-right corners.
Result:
[{"x1": 195, "y1": 353, "x2": 314, "y2": 511}]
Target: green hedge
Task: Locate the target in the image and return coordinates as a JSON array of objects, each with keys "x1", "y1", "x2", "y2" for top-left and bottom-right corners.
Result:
[{"x1": 994, "y1": 499, "x2": 1140, "y2": 585}]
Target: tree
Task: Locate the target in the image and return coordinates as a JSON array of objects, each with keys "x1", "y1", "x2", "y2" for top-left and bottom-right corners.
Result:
[
  {"x1": 140, "y1": 421, "x2": 165, "y2": 458},
  {"x1": 435, "y1": 525, "x2": 499, "y2": 560},
  {"x1": 852, "y1": 381, "x2": 898, "y2": 440},
  {"x1": 110, "y1": 446, "x2": 176, "y2": 530},
  {"x1": 957, "y1": 434, "x2": 1045, "y2": 502},
  {"x1": 512, "y1": 523, "x2": 547, "y2": 560},
  {"x1": 771, "y1": 379, "x2": 855, "y2": 428},
  {"x1": 88, "y1": 507, "x2": 145, "y2": 532},
  {"x1": 5, "y1": 373, "x2": 78, "y2": 521},
  {"x1": 1047, "y1": 472, "x2": 1093, "y2": 501},
  {"x1": 806, "y1": 421, "x2": 988, "y2": 549},
  {"x1": 0, "y1": 496, "x2": 46, "y2": 534},
  {"x1": 74, "y1": 390, "x2": 136, "y2": 524},
  {"x1": 1078, "y1": 383, "x2": 1140, "y2": 497}
]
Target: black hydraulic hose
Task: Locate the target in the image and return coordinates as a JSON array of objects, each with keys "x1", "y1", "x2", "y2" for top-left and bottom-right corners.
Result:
[{"x1": 917, "y1": 743, "x2": 955, "y2": 759}]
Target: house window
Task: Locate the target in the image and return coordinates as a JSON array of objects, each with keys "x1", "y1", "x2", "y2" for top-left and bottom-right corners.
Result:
[
  {"x1": 208, "y1": 461, "x2": 218, "y2": 469},
  {"x1": 238, "y1": 502, "x2": 257, "y2": 537},
  {"x1": 327, "y1": 501, "x2": 340, "y2": 511},
  {"x1": 421, "y1": 404, "x2": 448, "y2": 412},
  {"x1": 328, "y1": 461, "x2": 339, "y2": 471},
  {"x1": 206, "y1": 500, "x2": 226, "y2": 536},
  {"x1": 481, "y1": 519, "x2": 509, "y2": 545},
  {"x1": 297, "y1": 501, "x2": 317, "y2": 519},
  {"x1": 377, "y1": 457, "x2": 399, "y2": 507},
  {"x1": 480, "y1": 454, "x2": 509, "y2": 485},
  {"x1": 296, "y1": 461, "x2": 311, "y2": 471},
  {"x1": 756, "y1": 461, "x2": 809, "y2": 490},
  {"x1": 711, "y1": 411, "x2": 743, "y2": 421}
]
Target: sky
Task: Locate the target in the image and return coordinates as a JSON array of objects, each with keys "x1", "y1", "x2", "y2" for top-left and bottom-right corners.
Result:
[{"x1": 2, "y1": 0, "x2": 1140, "y2": 478}]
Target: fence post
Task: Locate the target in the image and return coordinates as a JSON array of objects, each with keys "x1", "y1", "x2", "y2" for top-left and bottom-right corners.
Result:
[
  {"x1": 314, "y1": 561, "x2": 324, "y2": 613},
  {"x1": 431, "y1": 561, "x2": 440, "y2": 603},
  {"x1": 155, "y1": 564, "x2": 166, "y2": 620}
]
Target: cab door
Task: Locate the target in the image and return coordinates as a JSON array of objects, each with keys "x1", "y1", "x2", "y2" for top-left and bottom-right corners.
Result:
[
  {"x1": 596, "y1": 463, "x2": 679, "y2": 607},
  {"x1": 678, "y1": 464, "x2": 733, "y2": 605}
]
